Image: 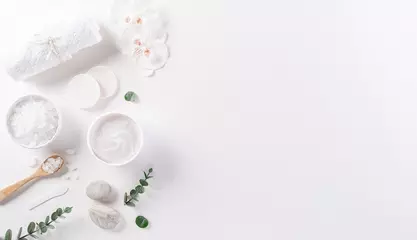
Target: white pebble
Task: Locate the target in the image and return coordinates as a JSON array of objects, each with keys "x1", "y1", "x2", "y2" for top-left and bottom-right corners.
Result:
[
  {"x1": 86, "y1": 180, "x2": 112, "y2": 202},
  {"x1": 89, "y1": 204, "x2": 120, "y2": 229}
]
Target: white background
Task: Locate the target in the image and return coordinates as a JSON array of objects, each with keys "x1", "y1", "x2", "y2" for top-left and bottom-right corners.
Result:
[{"x1": 0, "y1": 0, "x2": 416, "y2": 239}]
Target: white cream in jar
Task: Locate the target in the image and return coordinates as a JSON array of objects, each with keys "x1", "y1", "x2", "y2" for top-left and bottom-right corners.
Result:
[{"x1": 89, "y1": 113, "x2": 142, "y2": 165}]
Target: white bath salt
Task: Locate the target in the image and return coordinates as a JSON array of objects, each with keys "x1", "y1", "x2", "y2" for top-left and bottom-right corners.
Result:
[
  {"x1": 8, "y1": 96, "x2": 59, "y2": 148},
  {"x1": 65, "y1": 149, "x2": 76, "y2": 155},
  {"x1": 42, "y1": 157, "x2": 63, "y2": 174},
  {"x1": 28, "y1": 156, "x2": 39, "y2": 168}
]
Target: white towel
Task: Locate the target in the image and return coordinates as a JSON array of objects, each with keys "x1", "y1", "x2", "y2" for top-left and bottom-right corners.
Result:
[{"x1": 7, "y1": 19, "x2": 102, "y2": 81}]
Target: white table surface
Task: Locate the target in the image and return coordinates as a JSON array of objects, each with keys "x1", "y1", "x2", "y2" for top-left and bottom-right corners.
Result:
[{"x1": 1, "y1": 0, "x2": 417, "y2": 239}]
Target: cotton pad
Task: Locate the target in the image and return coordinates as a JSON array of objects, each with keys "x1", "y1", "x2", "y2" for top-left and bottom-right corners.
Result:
[
  {"x1": 88, "y1": 66, "x2": 119, "y2": 99},
  {"x1": 66, "y1": 74, "x2": 101, "y2": 109}
]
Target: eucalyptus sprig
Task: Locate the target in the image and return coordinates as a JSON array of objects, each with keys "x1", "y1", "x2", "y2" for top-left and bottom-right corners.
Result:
[
  {"x1": 4, "y1": 207, "x2": 73, "y2": 240},
  {"x1": 124, "y1": 168, "x2": 153, "y2": 207}
]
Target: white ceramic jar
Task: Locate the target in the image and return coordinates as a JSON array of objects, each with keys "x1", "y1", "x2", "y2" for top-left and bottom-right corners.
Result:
[{"x1": 87, "y1": 112, "x2": 143, "y2": 166}]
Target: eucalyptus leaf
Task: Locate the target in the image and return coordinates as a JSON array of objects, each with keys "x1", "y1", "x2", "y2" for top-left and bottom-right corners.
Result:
[
  {"x1": 51, "y1": 212, "x2": 58, "y2": 221},
  {"x1": 124, "y1": 91, "x2": 137, "y2": 102},
  {"x1": 64, "y1": 207, "x2": 73, "y2": 213},
  {"x1": 149, "y1": 168, "x2": 153, "y2": 173},
  {"x1": 143, "y1": 171, "x2": 148, "y2": 179},
  {"x1": 124, "y1": 193, "x2": 128, "y2": 203},
  {"x1": 130, "y1": 189, "x2": 137, "y2": 196},
  {"x1": 17, "y1": 227, "x2": 22, "y2": 239},
  {"x1": 126, "y1": 202, "x2": 136, "y2": 207},
  {"x1": 31, "y1": 235, "x2": 39, "y2": 239},
  {"x1": 27, "y1": 222, "x2": 36, "y2": 234},
  {"x1": 47, "y1": 225, "x2": 55, "y2": 229},
  {"x1": 38, "y1": 222, "x2": 46, "y2": 233},
  {"x1": 135, "y1": 216, "x2": 149, "y2": 228},
  {"x1": 5, "y1": 229, "x2": 11, "y2": 240},
  {"x1": 135, "y1": 185, "x2": 144, "y2": 193},
  {"x1": 45, "y1": 216, "x2": 50, "y2": 224},
  {"x1": 56, "y1": 208, "x2": 63, "y2": 216},
  {"x1": 139, "y1": 179, "x2": 148, "y2": 186}
]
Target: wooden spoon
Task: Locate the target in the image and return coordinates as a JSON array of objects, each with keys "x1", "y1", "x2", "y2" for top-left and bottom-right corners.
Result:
[{"x1": 0, "y1": 155, "x2": 64, "y2": 202}]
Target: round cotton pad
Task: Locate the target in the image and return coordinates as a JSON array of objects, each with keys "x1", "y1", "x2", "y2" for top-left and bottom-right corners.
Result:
[
  {"x1": 66, "y1": 74, "x2": 101, "y2": 109},
  {"x1": 88, "y1": 66, "x2": 119, "y2": 99}
]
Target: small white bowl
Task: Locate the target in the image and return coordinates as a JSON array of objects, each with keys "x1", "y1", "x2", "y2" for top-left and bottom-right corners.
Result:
[
  {"x1": 6, "y1": 94, "x2": 62, "y2": 149},
  {"x1": 87, "y1": 112, "x2": 143, "y2": 166}
]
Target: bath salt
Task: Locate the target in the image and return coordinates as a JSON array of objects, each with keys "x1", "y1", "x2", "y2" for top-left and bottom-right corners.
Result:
[
  {"x1": 42, "y1": 157, "x2": 63, "y2": 174},
  {"x1": 7, "y1": 96, "x2": 59, "y2": 148}
]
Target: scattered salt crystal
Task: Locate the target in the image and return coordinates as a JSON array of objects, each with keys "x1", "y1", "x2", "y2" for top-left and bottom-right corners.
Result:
[
  {"x1": 28, "y1": 157, "x2": 39, "y2": 168},
  {"x1": 65, "y1": 149, "x2": 76, "y2": 155}
]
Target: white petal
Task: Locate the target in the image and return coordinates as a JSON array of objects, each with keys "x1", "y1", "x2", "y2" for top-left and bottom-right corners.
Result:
[
  {"x1": 144, "y1": 42, "x2": 169, "y2": 70},
  {"x1": 142, "y1": 69, "x2": 154, "y2": 77}
]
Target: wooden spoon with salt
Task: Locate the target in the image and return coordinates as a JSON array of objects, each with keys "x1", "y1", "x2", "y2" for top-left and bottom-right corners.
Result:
[{"x1": 0, "y1": 155, "x2": 64, "y2": 202}]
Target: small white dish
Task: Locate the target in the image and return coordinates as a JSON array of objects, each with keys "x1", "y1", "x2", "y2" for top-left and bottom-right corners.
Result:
[{"x1": 87, "y1": 112, "x2": 143, "y2": 166}]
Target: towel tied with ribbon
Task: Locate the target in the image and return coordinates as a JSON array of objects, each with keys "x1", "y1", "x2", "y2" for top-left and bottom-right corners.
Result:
[{"x1": 7, "y1": 19, "x2": 102, "y2": 81}]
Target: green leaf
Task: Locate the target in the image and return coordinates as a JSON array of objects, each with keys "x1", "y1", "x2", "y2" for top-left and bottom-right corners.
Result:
[
  {"x1": 124, "y1": 91, "x2": 137, "y2": 102},
  {"x1": 38, "y1": 222, "x2": 46, "y2": 233},
  {"x1": 56, "y1": 208, "x2": 63, "y2": 216},
  {"x1": 135, "y1": 185, "x2": 145, "y2": 193},
  {"x1": 27, "y1": 222, "x2": 36, "y2": 234},
  {"x1": 126, "y1": 201, "x2": 136, "y2": 207},
  {"x1": 5, "y1": 229, "x2": 11, "y2": 240},
  {"x1": 143, "y1": 171, "x2": 148, "y2": 179},
  {"x1": 124, "y1": 193, "x2": 128, "y2": 203},
  {"x1": 135, "y1": 216, "x2": 149, "y2": 228},
  {"x1": 64, "y1": 207, "x2": 73, "y2": 213},
  {"x1": 31, "y1": 235, "x2": 39, "y2": 239},
  {"x1": 51, "y1": 212, "x2": 58, "y2": 221},
  {"x1": 130, "y1": 189, "x2": 137, "y2": 196},
  {"x1": 47, "y1": 225, "x2": 55, "y2": 229},
  {"x1": 139, "y1": 179, "x2": 148, "y2": 186},
  {"x1": 45, "y1": 216, "x2": 50, "y2": 224},
  {"x1": 17, "y1": 227, "x2": 22, "y2": 239},
  {"x1": 149, "y1": 168, "x2": 153, "y2": 173}
]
